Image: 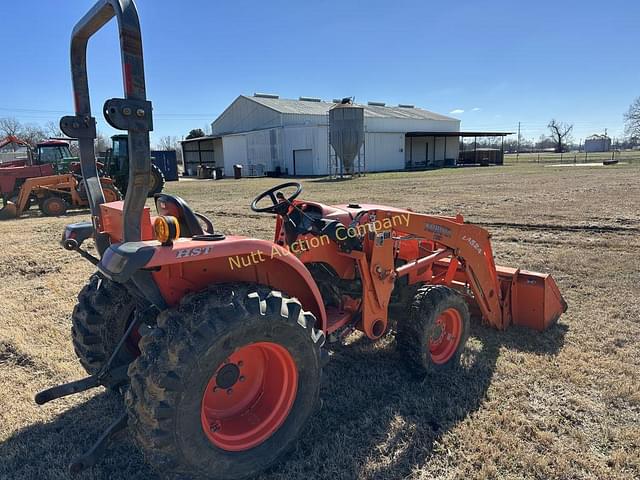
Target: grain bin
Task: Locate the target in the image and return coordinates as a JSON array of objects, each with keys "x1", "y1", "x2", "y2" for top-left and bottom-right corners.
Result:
[{"x1": 329, "y1": 102, "x2": 364, "y2": 174}]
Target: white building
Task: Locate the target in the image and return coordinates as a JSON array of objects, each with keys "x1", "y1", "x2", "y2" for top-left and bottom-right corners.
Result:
[
  {"x1": 584, "y1": 134, "x2": 611, "y2": 153},
  {"x1": 182, "y1": 94, "x2": 462, "y2": 177}
]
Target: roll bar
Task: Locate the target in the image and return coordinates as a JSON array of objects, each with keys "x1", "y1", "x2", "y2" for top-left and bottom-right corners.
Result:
[{"x1": 60, "y1": 0, "x2": 152, "y2": 255}]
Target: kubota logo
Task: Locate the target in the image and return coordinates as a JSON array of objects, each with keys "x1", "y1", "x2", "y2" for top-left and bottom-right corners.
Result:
[{"x1": 425, "y1": 223, "x2": 452, "y2": 237}]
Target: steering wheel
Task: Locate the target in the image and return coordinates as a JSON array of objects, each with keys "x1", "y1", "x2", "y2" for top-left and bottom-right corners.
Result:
[{"x1": 250, "y1": 182, "x2": 303, "y2": 214}]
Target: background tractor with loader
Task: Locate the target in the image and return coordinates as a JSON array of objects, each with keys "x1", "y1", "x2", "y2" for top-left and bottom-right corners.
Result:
[
  {"x1": 0, "y1": 171, "x2": 120, "y2": 219},
  {"x1": 33, "y1": 135, "x2": 165, "y2": 195},
  {"x1": 32, "y1": 1, "x2": 567, "y2": 479},
  {"x1": 0, "y1": 134, "x2": 163, "y2": 212},
  {"x1": 0, "y1": 134, "x2": 163, "y2": 219}
]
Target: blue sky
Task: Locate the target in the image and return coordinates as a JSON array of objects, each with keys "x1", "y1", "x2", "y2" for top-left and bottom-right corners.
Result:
[{"x1": 1, "y1": 0, "x2": 638, "y2": 145}]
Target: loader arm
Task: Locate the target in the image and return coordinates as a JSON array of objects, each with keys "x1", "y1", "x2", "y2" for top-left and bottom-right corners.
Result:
[
  {"x1": 377, "y1": 210, "x2": 507, "y2": 329},
  {"x1": 351, "y1": 208, "x2": 565, "y2": 335}
]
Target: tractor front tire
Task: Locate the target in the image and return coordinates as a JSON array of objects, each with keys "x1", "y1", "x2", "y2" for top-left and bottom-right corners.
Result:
[
  {"x1": 396, "y1": 285, "x2": 470, "y2": 376},
  {"x1": 71, "y1": 274, "x2": 138, "y2": 375},
  {"x1": 40, "y1": 196, "x2": 67, "y2": 216},
  {"x1": 126, "y1": 285, "x2": 324, "y2": 480},
  {"x1": 148, "y1": 164, "x2": 165, "y2": 197}
]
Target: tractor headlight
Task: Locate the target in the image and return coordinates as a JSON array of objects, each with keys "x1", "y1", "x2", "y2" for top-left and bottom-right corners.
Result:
[{"x1": 154, "y1": 216, "x2": 180, "y2": 245}]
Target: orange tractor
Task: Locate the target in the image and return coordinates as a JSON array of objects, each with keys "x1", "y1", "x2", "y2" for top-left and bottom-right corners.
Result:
[
  {"x1": 0, "y1": 173, "x2": 120, "y2": 219},
  {"x1": 35, "y1": 1, "x2": 567, "y2": 479}
]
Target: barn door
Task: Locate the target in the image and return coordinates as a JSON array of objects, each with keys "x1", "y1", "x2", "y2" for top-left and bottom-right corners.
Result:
[{"x1": 293, "y1": 149, "x2": 313, "y2": 175}]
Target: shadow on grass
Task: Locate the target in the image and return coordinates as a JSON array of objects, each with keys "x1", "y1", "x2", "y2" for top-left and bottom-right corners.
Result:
[
  {"x1": 0, "y1": 322, "x2": 567, "y2": 480},
  {"x1": 497, "y1": 322, "x2": 568, "y2": 356},
  {"x1": 0, "y1": 392, "x2": 153, "y2": 480},
  {"x1": 261, "y1": 320, "x2": 567, "y2": 479}
]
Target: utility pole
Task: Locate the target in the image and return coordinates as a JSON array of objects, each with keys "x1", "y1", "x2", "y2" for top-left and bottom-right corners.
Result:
[{"x1": 516, "y1": 121, "x2": 521, "y2": 161}]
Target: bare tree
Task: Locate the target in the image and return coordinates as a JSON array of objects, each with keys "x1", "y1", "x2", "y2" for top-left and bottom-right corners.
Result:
[
  {"x1": 20, "y1": 124, "x2": 48, "y2": 147},
  {"x1": 95, "y1": 132, "x2": 110, "y2": 155},
  {"x1": 0, "y1": 117, "x2": 23, "y2": 148},
  {"x1": 156, "y1": 135, "x2": 178, "y2": 151},
  {"x1": 45, "y1": 121, "x2": 63, "y2": 138},
  {"x1": 547, "y1": 119, "x2": 573, "y2": 153},
  {"x1": 624, "y1": 97, "x2": 640, "y2": 140}
]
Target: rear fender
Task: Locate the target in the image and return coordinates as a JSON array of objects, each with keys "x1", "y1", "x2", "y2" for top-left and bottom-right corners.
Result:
[{"x1": 151, "y1": 237, "x2": 327, "y2": 330}]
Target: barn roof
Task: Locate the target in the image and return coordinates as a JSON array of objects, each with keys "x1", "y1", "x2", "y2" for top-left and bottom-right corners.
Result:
[{"x1": 243, "y1": 95, "x2": 458, "y2": 122}]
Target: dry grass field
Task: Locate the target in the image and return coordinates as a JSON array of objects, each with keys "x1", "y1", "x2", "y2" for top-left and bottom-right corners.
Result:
[{"x1": 1, "y1": 163, "x2": 639, "y2": 480}]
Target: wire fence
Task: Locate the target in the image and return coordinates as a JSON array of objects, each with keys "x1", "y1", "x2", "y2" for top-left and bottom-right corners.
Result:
[{"x1": 505, "y1": 150, "x2": 640, "y2": 165}]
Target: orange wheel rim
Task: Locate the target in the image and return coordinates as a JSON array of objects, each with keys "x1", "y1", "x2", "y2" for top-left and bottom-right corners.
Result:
[
  {"x1": 428, "y1": 308, "x2": 462, "y2": 364},
  {"x1": 50, "y1": 200, "x2": 64, "y2": 214},
  {"x1": 201, "y1": 342, "x2": 298, "y2": 452}
]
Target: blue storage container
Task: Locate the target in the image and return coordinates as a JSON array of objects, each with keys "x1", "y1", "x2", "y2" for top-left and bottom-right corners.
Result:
[{"x1": 151, "y1": 150, "x2": 179, "y2": 181}]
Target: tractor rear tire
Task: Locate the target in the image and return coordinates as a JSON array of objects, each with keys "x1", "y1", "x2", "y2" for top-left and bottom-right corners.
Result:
[
  {"x1": 71, "y1": 273, "x2": 138, "y2": 375},
  {"x1": 126, "y1": 285, "x2": 324, "y2": 480},
  {"x1": 396, "y1": 285, "x2": 470, "y2": 376},
  {"x1": 41, "y1": 196, "x2": 67, "y2": 216},
  {"x1": 148, "y1": 164, "x2": 165, "y2": 197}
]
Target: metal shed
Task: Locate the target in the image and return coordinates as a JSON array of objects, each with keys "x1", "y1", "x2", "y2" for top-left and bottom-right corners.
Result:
[{"x1": 207, "y1": 94, "x2": 462, "y2": 176}]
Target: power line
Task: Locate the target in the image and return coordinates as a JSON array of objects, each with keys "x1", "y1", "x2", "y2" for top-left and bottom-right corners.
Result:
[{"x1": 0, "y1": 106, "x2": 217, "y2": 118}]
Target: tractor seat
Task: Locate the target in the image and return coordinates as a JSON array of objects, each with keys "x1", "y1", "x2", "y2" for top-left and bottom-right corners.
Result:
[{"x1": 154, "y1": 194, "x2": 213, "y2": 237}]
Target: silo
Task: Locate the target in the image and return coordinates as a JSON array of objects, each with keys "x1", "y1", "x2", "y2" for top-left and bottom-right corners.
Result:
[{"x1": 329, "y1": 103, "x2": 364, "y2": 174}]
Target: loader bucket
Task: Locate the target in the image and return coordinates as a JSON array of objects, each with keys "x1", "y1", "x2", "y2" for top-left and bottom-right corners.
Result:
[
  {"x1": 496, "y1": 266, "x2": 567, "y2": 331},
  {"x1": 0, "y1": 201, "x2": 17, "y2": 220}
]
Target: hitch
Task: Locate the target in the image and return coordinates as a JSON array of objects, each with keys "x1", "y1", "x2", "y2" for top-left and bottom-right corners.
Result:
[
  {"x1": 35, "y1": 365, "x2": 129, "y2": 405},
  {"x1": 69, "y1": 412, "x2": 128, "y2": 474},
  {"x1": 34, "y1": 301, "x2": 154, "y2": 474},
  {"x1": 35, "y1": 304, "x2": 149, "y2": 405}
]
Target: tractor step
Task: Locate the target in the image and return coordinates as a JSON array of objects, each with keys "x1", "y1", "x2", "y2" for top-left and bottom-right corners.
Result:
[{"x1": 69, "y1": 412, "x2": 128, "y2": 474}]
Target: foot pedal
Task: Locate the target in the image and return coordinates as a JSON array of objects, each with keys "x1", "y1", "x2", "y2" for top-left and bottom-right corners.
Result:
[
  {"x1": 69, "y1": 412, "x2": 128, "y2": 474},
  {"x1": 35, "y1": 375, "x2": 100, "y2": 405}
]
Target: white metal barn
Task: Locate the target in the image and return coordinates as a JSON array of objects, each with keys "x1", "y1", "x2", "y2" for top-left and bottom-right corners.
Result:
[
  {"x1": 181, "y1": 94, "x2": 461, "y2": 177},
  {"x1": 584, "y1": 134, "x2": 611, "y2": 153}
]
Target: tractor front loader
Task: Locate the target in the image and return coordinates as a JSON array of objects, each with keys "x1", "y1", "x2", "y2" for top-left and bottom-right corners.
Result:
[
  {"x1": 35, "y1": 1, "x2": 567, "y2": 479},
  {"x1": 0, "y1": 173, "x2": 120, "y2": 219}
]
